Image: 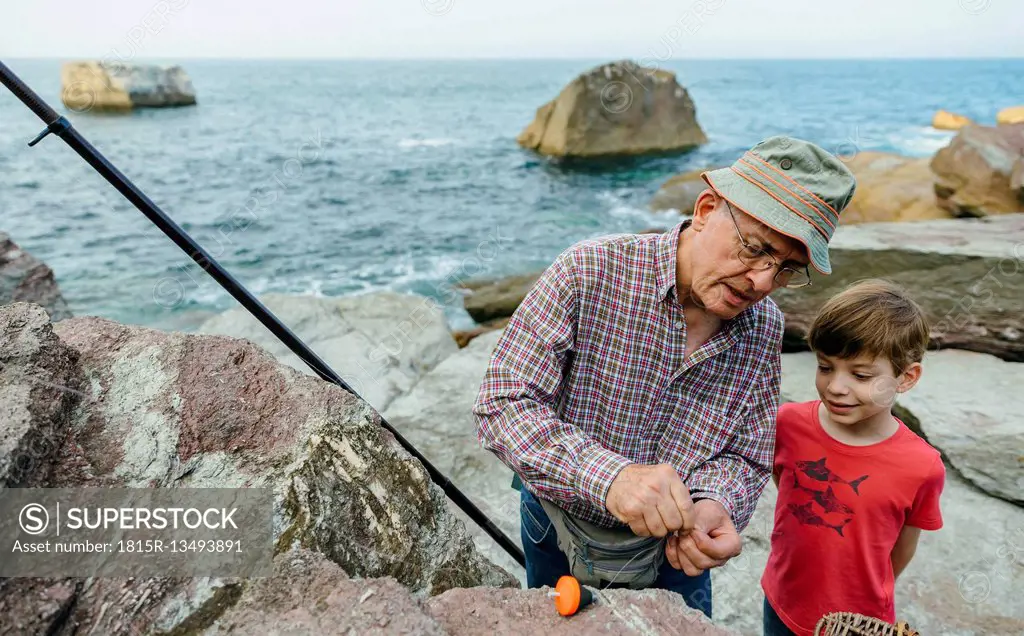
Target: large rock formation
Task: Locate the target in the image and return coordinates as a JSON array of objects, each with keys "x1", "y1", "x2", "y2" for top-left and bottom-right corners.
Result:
[
  {"x1": 0, "y1": 303, "x2": 80, "y2": 487},
  {"x1": 517, "y1": 60, "x2": 708, "y2": 159},
  {"x1": 205, "y1": 550, "x2": 451, "y2": 635},
  {"x1": 427, "y1": 585, "x2": 735, "y2": 635},
  {"x1": 459, "y1": 273, "x2": 546, "y2": 325},
  {"x1": 930, "y1": 124, "x2": 1024, "y2": 217},
  {"x1": 0, "y1": 232, "x2": 72, "y2": 321},
  {"x1": 60, "y1": 61, "x2": 197, "y2": 112},
  {"x1": 204, "y1": 548, "x2": 734, "y2": 635},
  {"x1": 385, "y1": 330, "x2": 522, "y2": 580},
  {"x1": 837, "y1": 152, "x2": 951, "y2": 223},
  {"x1": 197, "y1": 292, "x2": 457, "y2": 412},
  {"x1": 460, "y1": 215, "x2": 1024, "y2": 362},
  {"x1": 0, "y1": 301, "x2": 513, "y2": 634},
  {"x1": 781, "y1": 351, "x2": 1023, "y2": 506}
]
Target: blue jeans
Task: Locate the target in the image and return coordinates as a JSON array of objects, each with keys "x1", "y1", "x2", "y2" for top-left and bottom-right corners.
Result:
[
  {"x1": 763, "y1": 597, "x2": 797, "y2": 636},
  {"x1": 519, "y1": 488, "x2": 713, "y2": 619}
]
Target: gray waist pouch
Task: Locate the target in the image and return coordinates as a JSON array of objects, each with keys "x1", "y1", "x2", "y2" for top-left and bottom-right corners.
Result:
[{"x1": 538, "y1": 498, "x2": 665, "y2": 589}]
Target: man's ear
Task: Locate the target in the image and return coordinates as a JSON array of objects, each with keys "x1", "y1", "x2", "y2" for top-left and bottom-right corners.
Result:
[
  {"x1": 896, "y1": 362, "x2": 923, "y2": 394},
  {"x1": 691, "y1": 189, "x2": 720, "y2": 231}
]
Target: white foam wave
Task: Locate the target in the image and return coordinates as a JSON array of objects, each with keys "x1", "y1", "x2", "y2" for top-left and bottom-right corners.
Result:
[
  {"x1": 597, "y1": 190, "x2": 688, "y2": 229},
  {"x1": 887, "y1": 127, "x2": 956, "y2": 157},
  {"x1": 397, "y1": 138, "x2": 457, "y2": 149}
]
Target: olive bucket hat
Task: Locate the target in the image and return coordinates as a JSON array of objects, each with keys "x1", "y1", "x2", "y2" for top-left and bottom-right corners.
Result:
[{"x1": 701, "y1": 135, "x2": 857, "y2": 275}]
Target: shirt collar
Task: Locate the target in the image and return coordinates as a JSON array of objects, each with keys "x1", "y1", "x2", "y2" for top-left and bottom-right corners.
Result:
[{"x1": 655, "y1": 219, "x2": 691, "y2": 302}]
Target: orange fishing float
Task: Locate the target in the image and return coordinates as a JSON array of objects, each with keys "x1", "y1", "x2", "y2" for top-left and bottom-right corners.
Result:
[{"x1": 549, "y1": 575, "x2": 595, "y2": 616}]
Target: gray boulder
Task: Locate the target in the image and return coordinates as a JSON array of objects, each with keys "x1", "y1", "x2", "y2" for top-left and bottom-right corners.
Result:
[
  {"x1": 0, "y1": 301, "x2": 513, "y2": 635},
  {"x1": 205, "y1": 549, "x2": 449, "y2": 635},
  {"x1": 0, "y1": 233, "x2": 72, "y2": 321},
  {"x1": 517, "y1": 60, "x2": 708, "y2": 159},
  {"x1": 930, "y1": 124, "x2": 1024, "y2": 217},
  {"x1": 385, "y1": 329, "x2": 523, "y2": 581},
  {"x1": 60, "y1": 61, "x2": 197, "y2": 111},
  {"x1": 205, "y1": 548, "x2": 737, "y2": 635},
  {"x1": 459, "y1": 272, "x2": 544, "y2": 325},
  {"x1": 197, "y1": 292, "x2": 458, "y2": 412},
  {"x1": 0, "y1": 303, "x2": 81, "y2": 488},
  {"x1": 427, "y1": 585, "x2": 736, "y2": 635}
]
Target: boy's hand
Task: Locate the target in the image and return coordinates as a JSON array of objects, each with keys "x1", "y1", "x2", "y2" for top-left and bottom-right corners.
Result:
[
  {"x1": 665, "y1": 499, "x2": 741, "y2": 576},
  {"x1": 605, "y1": 464, "x2": 696, "y2": 538}
]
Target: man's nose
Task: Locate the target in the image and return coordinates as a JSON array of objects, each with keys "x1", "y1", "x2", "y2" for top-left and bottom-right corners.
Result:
[{"x1": 748, "y1": 267, "x2": 776, "y2": 294}]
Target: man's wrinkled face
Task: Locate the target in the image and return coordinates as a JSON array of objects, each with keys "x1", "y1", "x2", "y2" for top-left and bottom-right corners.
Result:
[{"x1": 686, "y1": 191, "x2": 811, "y2": 320}]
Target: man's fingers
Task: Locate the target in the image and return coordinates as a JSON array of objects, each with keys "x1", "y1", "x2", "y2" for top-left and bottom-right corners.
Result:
[
  {"x1": 656, "y1": 499, "x2": 683, "y2": 535},
  {"x1": 628, "y1": 516, "x2": 652, "y2": 537},
  {"x1": 680, "y1": 531, "x2": 727, "y2": 570},
  {"x1": 642, "y1": 508, "x2": 667, "y2": 538},
  {"x1": 694, "y1": 527, "x2": 742, "y2": 560},
  {"x1": 676, "y1": 538, "x2": 705, "y2": 576},
  {"x1": 667, "y1": 536, "x2": 703, "y2": 575},
  {"x1": 669, "y1": 480, "x2": 695, "y2": 534},
  {"x1": 665, "y1": 535, "x2": 682, "y2": 570}
]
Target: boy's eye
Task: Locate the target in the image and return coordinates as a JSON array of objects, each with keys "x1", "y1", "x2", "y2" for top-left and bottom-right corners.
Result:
[
  {"x1": 854, "y1": 374, "x2": 873, "y2": 381},
  {"x1": 816, "y1": 365, "x2": 831, "y2": 372}
]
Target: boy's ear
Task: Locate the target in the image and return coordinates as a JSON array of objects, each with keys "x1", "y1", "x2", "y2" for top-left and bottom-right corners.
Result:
[{"x1": 896, "y1": 362, "x2": 923, "y2": 393}]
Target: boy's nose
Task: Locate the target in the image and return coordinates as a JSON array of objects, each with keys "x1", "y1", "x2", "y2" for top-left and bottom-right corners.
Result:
[{"x1": 827, "y1": 378, "x2": 850, "y2": 395}]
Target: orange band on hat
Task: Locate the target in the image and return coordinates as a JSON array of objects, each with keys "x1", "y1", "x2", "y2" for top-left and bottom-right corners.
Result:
[
  {"x1": 738, "y1": 156, "x2": 835, "y2": 231},
  {"x1": 730, "y1": 165, "x2": 831, "y2": 241},
  {"x1": 746, "y1": 152, "x2": 839, "y2": 219}
]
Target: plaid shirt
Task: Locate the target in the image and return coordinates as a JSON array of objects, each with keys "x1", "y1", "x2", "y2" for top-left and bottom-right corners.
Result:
[{"x1": 473, "y1": 221, "x2": 782, "y2": 532}]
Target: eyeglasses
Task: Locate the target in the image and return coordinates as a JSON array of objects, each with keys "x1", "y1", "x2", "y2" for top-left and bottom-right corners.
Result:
[{"x1": 722, "y1": 199, "x2": 812, "y2": 289}]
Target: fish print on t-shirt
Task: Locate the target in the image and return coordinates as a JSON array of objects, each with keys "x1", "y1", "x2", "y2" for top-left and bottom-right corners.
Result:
[
  {"x1": 789, "y1": 457, "x2": 869, "y2": 537},
  {"x1": 796, "y1": 458, "x2": 869, "y2": 494}
]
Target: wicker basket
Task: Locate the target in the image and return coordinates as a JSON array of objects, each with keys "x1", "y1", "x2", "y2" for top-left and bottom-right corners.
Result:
[{"x1": 814, "y1": 612, "x2": 921, "y2": 636}]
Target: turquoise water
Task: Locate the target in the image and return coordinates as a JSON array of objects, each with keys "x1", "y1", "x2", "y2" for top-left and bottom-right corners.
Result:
[{"x1": 1, "y1": 58, "x2": 1020, "y2": 330}]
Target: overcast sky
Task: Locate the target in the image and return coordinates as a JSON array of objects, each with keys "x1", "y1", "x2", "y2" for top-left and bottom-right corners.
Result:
[{"x1": 3, "y1": 0, "x2": 1021, "y2": 59}]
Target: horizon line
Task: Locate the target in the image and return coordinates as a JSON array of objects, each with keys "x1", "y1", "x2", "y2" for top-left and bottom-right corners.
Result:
[{"x1": 4, "y1": 55, "x2": 1024, "y2": 62}]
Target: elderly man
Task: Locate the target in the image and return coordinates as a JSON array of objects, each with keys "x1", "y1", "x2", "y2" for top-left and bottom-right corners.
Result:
[{"x1": 473, "y1": 136, "x2": 856, "y2": 618}]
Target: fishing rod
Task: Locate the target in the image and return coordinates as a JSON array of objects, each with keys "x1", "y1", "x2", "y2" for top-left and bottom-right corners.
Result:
[{"x1": 0, "y1": 60, "x2": 525, "y2": 569}]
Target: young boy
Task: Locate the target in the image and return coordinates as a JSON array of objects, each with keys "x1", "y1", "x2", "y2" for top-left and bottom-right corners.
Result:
[{"x1": 761, "y1": 279, "x2": 946, "y2": 636}]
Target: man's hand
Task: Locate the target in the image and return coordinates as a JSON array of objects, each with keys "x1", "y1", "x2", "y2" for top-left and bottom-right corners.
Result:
[
  {"x1": 605, "y1": 464, "x2": 696, "y2": 538},
  {"x1": 665, "y1": 499, "x2": 741, "y2": 576}
]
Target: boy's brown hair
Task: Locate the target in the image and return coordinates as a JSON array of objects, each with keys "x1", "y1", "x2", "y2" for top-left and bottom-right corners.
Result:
[{"x1": 808, "y1": 279, "x2": 930, "y2": 374}]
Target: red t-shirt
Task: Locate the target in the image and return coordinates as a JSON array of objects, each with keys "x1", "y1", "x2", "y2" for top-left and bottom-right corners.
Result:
[{"x1": 761, "y1": 400, "x2": 945, "y2": 635}]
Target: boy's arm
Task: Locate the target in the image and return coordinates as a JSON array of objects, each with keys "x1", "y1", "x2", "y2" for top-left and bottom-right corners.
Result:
[
  {"x1": 893, "y1": 454, "x2": 944, "y2": 579},
  {"x1": 891, "y1": 525, "x2": 922, "y2": 579}
]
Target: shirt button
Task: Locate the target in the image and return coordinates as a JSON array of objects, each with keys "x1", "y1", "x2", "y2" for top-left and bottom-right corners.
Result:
[{"x1": 673, "y1": 321, "x2": 683, "y2": 329}]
